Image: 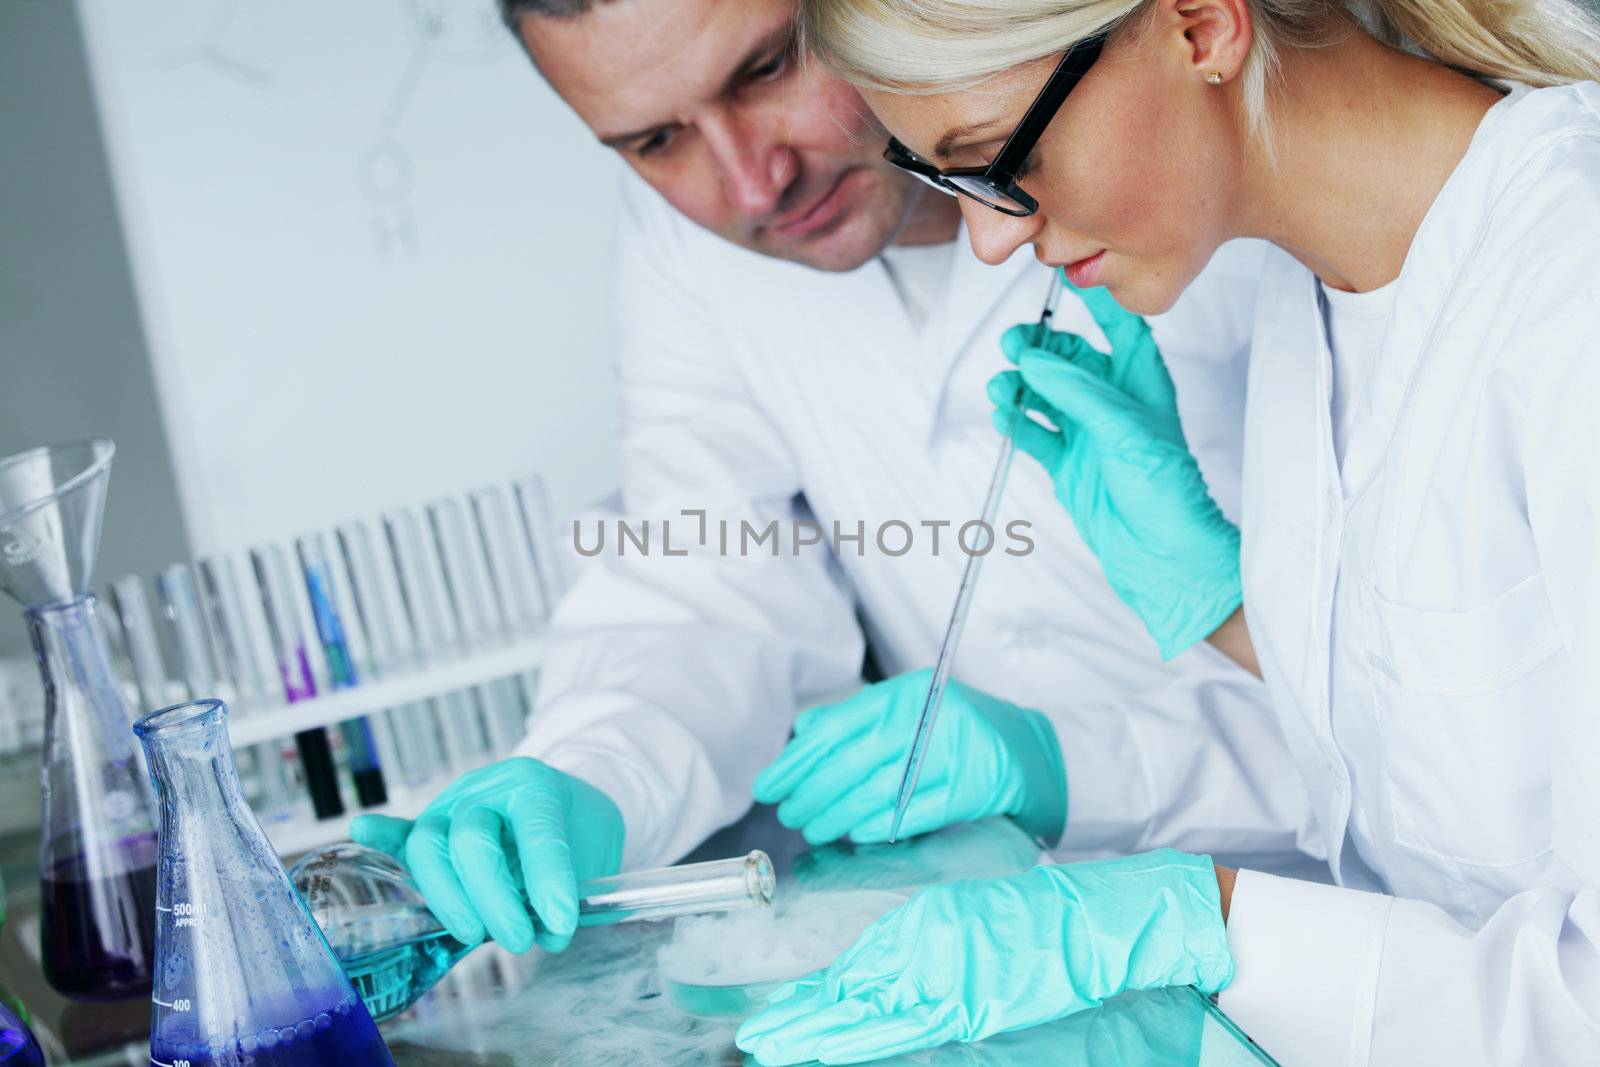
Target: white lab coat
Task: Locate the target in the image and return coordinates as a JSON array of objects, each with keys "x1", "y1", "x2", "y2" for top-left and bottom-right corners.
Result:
[
  {"x1": 1219, "y1": 83, "x2": 1600, "y2": 1063},
  {"x1": 516, "y1": 171, "x2": 1317, "y2": 875}
]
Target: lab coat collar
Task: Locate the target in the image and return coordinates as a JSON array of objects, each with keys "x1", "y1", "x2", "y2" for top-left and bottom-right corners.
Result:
[{"x1": 916, "y1": 225, "x2": 1039, "y2": 442}]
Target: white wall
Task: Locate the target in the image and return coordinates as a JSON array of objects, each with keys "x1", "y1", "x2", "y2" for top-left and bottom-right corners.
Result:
[
  {"x1": 75, "y1": 0, "x2": 624, "y2": 555},
  {"x1": 0, "y1": 0, "x2": 193, "y2": 661}
]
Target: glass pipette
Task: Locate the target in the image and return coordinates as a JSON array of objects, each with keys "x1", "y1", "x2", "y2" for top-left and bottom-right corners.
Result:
[{"x1": 888, "y1": 270, "x2": 1065, "y2": 844}]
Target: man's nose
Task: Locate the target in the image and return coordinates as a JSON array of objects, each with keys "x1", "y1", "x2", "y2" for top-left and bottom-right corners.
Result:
[
  {"x1": 962, "y1": 200, "x2": 1042, "y2": 266},
  {"x1": 701, "y1": 109, "x2": 798, "y2": 219}
]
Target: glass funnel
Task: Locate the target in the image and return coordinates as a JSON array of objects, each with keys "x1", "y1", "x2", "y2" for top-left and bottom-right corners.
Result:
[
  {"x1": 135, "y1": 700, "x2": 396, "y2": 1067},
  {"x1": 291, "y1": 842, "x2": 774, "y2": 1022},
  {"x1": 0, "y1": 438, "x2": 159, "y2": 999}
]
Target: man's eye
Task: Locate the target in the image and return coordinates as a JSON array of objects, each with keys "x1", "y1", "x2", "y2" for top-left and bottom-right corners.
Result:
[{"x1": 1012, "y1": 153, "x2": 1036, "y2": 182}]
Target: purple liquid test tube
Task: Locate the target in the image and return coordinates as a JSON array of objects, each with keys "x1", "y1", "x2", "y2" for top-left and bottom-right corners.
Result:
[{"x1": 251, "y1": 544, "x2": 345, "y2": 820}]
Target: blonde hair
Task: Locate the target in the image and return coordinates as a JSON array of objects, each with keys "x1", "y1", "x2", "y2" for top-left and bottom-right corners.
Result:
[{"x1": 802, "y1": 0, "x2": 1600, "y2": 144}]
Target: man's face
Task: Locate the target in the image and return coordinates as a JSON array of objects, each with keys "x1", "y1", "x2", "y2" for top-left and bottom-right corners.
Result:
[{"x1": 522, "y1": 0, "x2": 921, "y2": 271}]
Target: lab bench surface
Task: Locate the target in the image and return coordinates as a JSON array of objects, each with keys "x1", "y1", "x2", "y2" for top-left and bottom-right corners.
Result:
[{"x1": 3, "y1": 811, "x2": 1280, "y2": 1067}]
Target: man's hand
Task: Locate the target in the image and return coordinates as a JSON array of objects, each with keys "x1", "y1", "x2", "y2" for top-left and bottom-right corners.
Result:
[{"x1": 350, "y1": 757, "x2": 624, "y2": 954}]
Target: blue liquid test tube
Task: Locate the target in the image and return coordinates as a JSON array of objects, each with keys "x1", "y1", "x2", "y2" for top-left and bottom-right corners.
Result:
[{"x1": 297, "y1": 533, "x2": 388, "y2": 809}]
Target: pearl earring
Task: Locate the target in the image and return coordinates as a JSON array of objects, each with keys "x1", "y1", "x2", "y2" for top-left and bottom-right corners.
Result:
[{"x1": 1205, "y1": 70, "x2": 1224, "y2": 84}]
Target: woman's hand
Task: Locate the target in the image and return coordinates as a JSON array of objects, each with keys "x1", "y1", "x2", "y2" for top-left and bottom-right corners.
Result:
[
  {"x1": 735, "y1": 849, "x2": 1233, "y2": 1065},
  {"x1": 991, "y1": 282, "x2": 1243, "y2": 661}
]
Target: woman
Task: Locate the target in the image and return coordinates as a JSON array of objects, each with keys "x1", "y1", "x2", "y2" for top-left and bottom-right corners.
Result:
[{"x1": 735, "y1": 0, "x2": 1600, "y2": 1063}]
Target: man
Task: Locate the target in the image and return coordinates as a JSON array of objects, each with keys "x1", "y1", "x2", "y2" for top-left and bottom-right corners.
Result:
[{"x1": 351, "y1": 0, "x2": 1316, "y2": 957}]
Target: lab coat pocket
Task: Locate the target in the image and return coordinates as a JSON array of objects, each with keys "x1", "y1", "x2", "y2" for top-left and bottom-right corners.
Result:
[{"x1": 1364, "y1": 573, "x2": 1562, "y2": 870}]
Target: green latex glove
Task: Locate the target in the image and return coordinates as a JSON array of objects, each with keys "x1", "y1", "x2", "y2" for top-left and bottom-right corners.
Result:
[
  {"x1": 349, "y1": 756, "x2": 624, "y2": 954},
  {"x1": 989, "y1": 282, "x2": 1241, "y2": 660},
  {"x1": 735, "y1": 850, "x2": 1232, "y2": 1066},
  {"x1": 752, "y1": 669, "x2": 1067, "y2": 847}
]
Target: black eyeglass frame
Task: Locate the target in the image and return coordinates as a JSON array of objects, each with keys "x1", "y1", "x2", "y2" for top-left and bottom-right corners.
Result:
[{"x1": 883, "y1": 32, "x2": 1108, "y2": 217}]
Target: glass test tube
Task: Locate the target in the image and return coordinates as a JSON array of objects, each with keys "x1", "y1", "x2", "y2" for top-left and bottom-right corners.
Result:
[
  {"x1": 157, "y1": 563, "x2": 268, "y2": 809},
  {"x1": 513, "y1": 473, "x2": 565, "y2": 616},
  {"x1": 296, "y1": 533, "x2": 388, "y2": 809},
  {"x1": 252, "y1": 544, "x2": 345, "y2": 820},
  {"x1": 300, "y1": 534, "x2": 390, "y2": 809},
  {"x1": 578, "y1": 850, "x2": 775, "y2": 926},
  {"x1": 337, "y1": 521, "x2": 436, "y2": 789},
  {"x1": 108, "y1": 574, "x2": 171, "y2": 716},
  {"x1": 384, "y1": 508, "x2": 489, "y2": 770},
  {"x1": 196, "y1": 554, "x2": 298, "y2": 822},
  {"x1": 197, "y1": 555, "x2": 269, "y2": 706},
  {"x1": 470, "y1": 485, "x2": 545, "y2": 743},
  {"x1": 202, "y1": 552, "x2": 311, "y2": 820},
  {"x1": 470, "y1": 485, "x2": 546, "y2": 632},
  {"x1": 428, "y1": 498, "x2": 526, "y2": 755}
]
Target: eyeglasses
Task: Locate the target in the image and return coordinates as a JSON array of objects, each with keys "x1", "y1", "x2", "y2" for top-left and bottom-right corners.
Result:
[{"x1": 883, "y1": 33, "x2": 1107, "y2": 217}]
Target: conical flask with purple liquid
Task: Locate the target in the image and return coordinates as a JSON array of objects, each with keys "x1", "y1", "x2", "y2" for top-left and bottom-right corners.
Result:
[
  {"x1": 0, "y1": 438, "x2": 159, "y2": 999},
  {"x1": 135, "y1": 699, "x2": 395, "y2": 1067}
]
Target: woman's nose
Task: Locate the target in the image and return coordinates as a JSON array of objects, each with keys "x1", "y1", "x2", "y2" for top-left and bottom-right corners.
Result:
[{"x1": 961, "y1": 200, "x2": 1042, "y2": 266}]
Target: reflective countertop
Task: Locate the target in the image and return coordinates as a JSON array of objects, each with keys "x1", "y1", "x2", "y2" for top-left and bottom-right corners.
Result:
[{"x1": 2, "y1": 810, "x2": 1280, "y2": 1066}]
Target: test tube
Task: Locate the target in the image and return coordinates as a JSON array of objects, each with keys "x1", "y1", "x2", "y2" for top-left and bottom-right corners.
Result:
[
  {"x1": 470, "y1": 485, "x2": 545, "y2": 741},
  {"x1": 297, "y1": 533, "x2": 388, "y2": 809},
  {"x1": 513, "y1": 473, "x2": 565, "y2": 617},
  {"x1": 577, "y1": 850, "x2": 775, "y2": 926},
  {"x1": 384, "y1": 508, "x2": 489, "y2": 769},
  {"x1": 156, "y1": 565, "x2": 229, "y2": 702},
  {"x1": 196, "y1": 553, "x2": 298, "y2": 822},
  {"x1": 196, "y1": 555, "x2": 269, "y2": 707},
  {"x1": 428, "y1": 498, "x2": 526, "y2": 754},
  {"x1": 337, "y1": 521, "x2": 436, "y2": 789},
  {"x1": 108, "y1": 574, "x2": 171, "y2": 716},
  {"x1": 469, "y1": 485, "x2": 546, "y2": 632},
  {"x1": 252, "y1": 543, "x2": 345, "y2": 820}
]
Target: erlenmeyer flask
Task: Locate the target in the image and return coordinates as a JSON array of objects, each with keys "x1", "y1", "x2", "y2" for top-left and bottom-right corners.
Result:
[
  {"x1": 134, "y1": 700, "x2": 395, "y2": 1067},
  {"x1": 0, "y1": 439, "x2": 159, "y2": 999},
  {"x1": 0, "y1": 1001, "x2": 44, "y2": 1067},
  {"x1": 0, "y1": 866, "x2": 48, "y2": 1067}
]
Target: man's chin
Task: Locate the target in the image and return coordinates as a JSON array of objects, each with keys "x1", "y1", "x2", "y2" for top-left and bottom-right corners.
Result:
[{"x1": 752, "y1": 206, "x2": 897, "y2": 272}]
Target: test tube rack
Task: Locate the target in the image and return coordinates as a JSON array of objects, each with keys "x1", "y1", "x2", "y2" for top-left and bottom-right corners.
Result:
[{"x1": 93, "y1": 473, "x2": 566, "y2": 858}]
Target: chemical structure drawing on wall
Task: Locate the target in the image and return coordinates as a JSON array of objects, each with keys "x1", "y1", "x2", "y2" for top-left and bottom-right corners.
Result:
[{"x1": 160, "y1": 0, "x2": 513, "y2": 264}]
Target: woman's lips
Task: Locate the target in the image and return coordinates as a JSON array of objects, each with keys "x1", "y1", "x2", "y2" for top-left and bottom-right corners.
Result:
[{"x1": 1059, "y1": 250, "x2": 1106, "y2": 288}]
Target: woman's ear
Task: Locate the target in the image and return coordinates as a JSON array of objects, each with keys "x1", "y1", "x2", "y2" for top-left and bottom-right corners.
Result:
[{"x1": 1162, "y1": 0, "x2": 1253, "y2": 84}]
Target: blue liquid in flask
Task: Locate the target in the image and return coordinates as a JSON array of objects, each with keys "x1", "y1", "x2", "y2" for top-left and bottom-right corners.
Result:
[
  {"x1": 136, "y1": 700, "x2": 395, "y2": 1067},
  {"x1": 152, "y1": 988, "x2": 392, "y2": 1067},
  {"x1": 0, "y1": 1000, "x2": 45, "y2": 1067}
]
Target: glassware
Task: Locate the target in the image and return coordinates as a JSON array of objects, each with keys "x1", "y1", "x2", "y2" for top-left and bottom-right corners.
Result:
[
  {"x1": 0, "y1": 863, "x2": 48, "y2": 1067},
  {"x1": 108, "y1": 573, "x2": 171, "y2": 717},
  {"x1": 296, "y1": 533, "x2": 387, "y2": 808},
  {"x1": 134, "y1": 700, "x2": 396, "y2": 1067},
  {"x1": 512, "y1": 474, "x2": 564, "y2": 615},
  {"x1": 468, "y1": 485, "x2": 546, "y2": 632},
  {"x1": 195, "y1": 554, "x2": 298, "y2": 822},
  {"x1": 335, "y1": 522, "x2": 435, "y2": 789},
  {"x1": 426, "y1": 498, "x2": 525, "y2": 754},
  {"x1": 0, "y1": 438, "x2": 159, "y2": 1000},
  {"x1": 252, "y1": 545, "x2": 344, "y2": 820},
  {"x1": 0, "y1": 1002, "x2": 44, "y2": 1067},
  {"x1": 383, "y1": 508, "x2": 487, "y2": 769},
  {"x1": 290, "y1": 842, "x2": 773, "y2": 1022}
]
